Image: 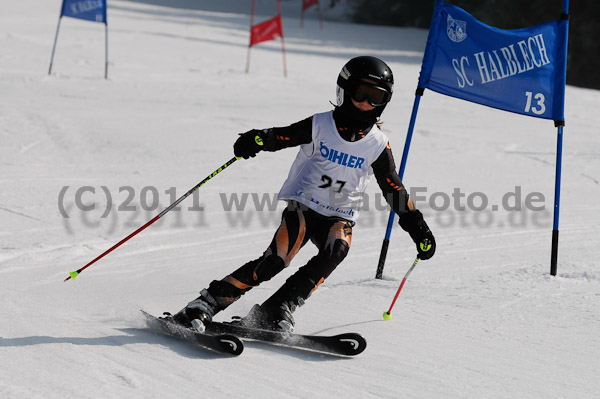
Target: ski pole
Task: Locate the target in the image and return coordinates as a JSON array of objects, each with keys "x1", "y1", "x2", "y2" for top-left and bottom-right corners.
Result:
[
  {"x1": 64, "y1": 156, "x2": 241, "y2": 282},
  {"x1": 382, "y1": 256, "x2": 420, "y2": 320}
]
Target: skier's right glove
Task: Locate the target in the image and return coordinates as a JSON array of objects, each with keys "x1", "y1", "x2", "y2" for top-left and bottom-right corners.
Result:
[
  {"x1": 234, "y1": 129, "x2": 265, "y2": 159},
  {"x1": 398, "y1": 209, "x2": 436, "y2": 260}
]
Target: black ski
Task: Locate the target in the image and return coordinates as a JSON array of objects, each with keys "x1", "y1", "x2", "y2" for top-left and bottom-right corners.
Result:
[
  {"x1": 205, "y1": 321, "x2": 366, "y2": 356},
  {"x1": 141, "y1": 310, "x2": 243, "y2": 356}
]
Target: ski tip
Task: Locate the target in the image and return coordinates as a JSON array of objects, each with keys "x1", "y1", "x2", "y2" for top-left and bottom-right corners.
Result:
[
  {"x1": 382, "y1": 312, "x2": 392, "y2": 320},
  {"x1": 338, "y1": 333, "x2": 368, "y2": 356},
  {"x1": 219, "y1": 335, "x2": 244, "y2": 356}
]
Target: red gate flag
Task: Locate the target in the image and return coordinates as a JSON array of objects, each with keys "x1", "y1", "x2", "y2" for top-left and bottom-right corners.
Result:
[
  {"x1": 246, "y1": 0, "x2": 287, "y2": 76},
  {"x1": 300, "y1": 0, "x2": 323, "y2": 28},
  {"x1": 250, "y1": 15, "x2": 283, "y2": 46},
  {"x1": 302, "y1": 0, "x2": 319, "y2": 10}
]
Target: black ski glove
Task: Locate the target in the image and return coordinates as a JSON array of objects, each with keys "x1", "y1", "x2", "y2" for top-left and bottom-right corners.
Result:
[
  {"x1": 234, "y1": 129, "x2": 264, "y2": 159},
  {"x1": 398, "y1": 209, "x2": 436, "y2": 260}
]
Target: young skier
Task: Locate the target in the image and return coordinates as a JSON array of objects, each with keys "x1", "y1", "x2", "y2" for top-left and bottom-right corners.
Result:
[{"x1": 169, "y1": 56, "x2": 436, "y2": 332}]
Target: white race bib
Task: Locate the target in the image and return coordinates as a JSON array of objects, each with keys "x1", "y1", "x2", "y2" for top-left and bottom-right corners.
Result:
[{"x1": 278, "y1": 111, "x2": 388, "y2": 221}]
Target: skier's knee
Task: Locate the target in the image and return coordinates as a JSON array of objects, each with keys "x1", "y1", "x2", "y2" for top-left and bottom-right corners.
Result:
[
  {"x1": 329, "y1": 239, "x2": 350, "y2": 265},
  {"x1": 230, "y1": 253, "x2": 285, "y2": 286}
]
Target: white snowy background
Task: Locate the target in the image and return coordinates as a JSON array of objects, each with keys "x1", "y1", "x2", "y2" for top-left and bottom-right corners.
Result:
[{"x1": 1, "y1": 0, "x2": 599, "y2": 398}]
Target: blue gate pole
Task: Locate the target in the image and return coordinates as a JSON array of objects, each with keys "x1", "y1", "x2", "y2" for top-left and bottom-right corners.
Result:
[
  {"x1": 48, "y1": 16, "x2": 63, "y2": 75},
  {"x1": 550, "y1": 125, "x2": 564, "y2": 276},
  {"x1": 375, "y1": 89, "x2": 424, "y2": 279},
  {"x1": 551, "y1": 0, "x2": 569, "y2": 276}
]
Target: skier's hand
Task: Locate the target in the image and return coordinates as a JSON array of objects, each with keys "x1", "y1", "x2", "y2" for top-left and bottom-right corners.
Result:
[
  {"x1": 398, "y1": 210, "x2": 436, "y2": 260},
  {"x1": 234, "y1": 129, "x2": 264, "y2": 159}
]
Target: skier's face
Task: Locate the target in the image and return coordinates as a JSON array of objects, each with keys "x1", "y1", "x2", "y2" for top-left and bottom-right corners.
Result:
[{"x1": 351, "y1": 97, "x2": 376, "y2": 111}]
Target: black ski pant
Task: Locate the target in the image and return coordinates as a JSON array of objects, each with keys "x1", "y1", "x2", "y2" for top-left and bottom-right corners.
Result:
[{"x1": 206, "y1": 201, "x2": 353, "y2": 313}]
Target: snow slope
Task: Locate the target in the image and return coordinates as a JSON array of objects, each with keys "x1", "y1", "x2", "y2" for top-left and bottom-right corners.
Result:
[{"x1": 1, "y1": 0, "x2": 599, "y2": 398}]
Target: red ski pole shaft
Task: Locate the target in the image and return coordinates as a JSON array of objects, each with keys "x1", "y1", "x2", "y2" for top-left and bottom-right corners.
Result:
[
  {"x1": 64, "y1": 156, "x2": 240, "y2": 282},
  {"x1": 383, "y1": 257, "x2": 419, "y2": 319}
]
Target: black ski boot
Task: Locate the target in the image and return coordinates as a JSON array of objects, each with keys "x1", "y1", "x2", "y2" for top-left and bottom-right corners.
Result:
[
  {"x1": 171, "y1": 289, "x2": 218, "y2": 331},
  {"x1": 233, "y1": 303, "x2": 295, "y2": 332}
]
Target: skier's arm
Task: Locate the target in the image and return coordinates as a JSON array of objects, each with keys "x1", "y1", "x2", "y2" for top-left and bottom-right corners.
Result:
[
  {"x1": 372, "y1": 145, "x2": 436, "y2": 260},
  {"x1": 263, "y1": 117, "x2": 313, "y2": 151},
  {"x1": 371, "y1": 145, "x2": 414, "y2": 215},
  {"x1": 233, "y1": 117, "x2": 312, "y2": 159}
]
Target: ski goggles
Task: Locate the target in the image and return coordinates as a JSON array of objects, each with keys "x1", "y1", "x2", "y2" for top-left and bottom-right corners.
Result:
[{"x1": 347, "y1": 80, "x2": 392, "y2": 107}]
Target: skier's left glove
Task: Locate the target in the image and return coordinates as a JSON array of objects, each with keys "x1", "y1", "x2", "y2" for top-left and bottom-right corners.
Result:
[
  {"x1": 234, "y1": 129, "x2": 265, "y2": 159},
  {"x1": 398, "y1": 209, "x2": 436, "y2": 260}
]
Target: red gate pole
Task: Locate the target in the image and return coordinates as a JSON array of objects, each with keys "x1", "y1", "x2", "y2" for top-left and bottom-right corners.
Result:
[
  {"x1": 277, "y1": 0, "x2": 287, "y2": 77},
  {"x1": 317, "y1": 0, "x2": 323, "y2": 29},
  {"x1": 245, "y1": 0, "x2": 256, "y2": 73}
]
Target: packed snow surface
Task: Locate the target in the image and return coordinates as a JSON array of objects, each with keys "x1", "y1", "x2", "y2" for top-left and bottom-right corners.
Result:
[{"x1": 1, "y1": 0, "x2": 599, "y2": 398}]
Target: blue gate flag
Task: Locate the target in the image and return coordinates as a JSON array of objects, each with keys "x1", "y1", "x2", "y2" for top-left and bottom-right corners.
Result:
[
  {"x1": 418, "y1": 0, "x2": 568, "y2": 121},
  {"x1": 61, "y1": 0, "x2": 107, "y2": 23}
]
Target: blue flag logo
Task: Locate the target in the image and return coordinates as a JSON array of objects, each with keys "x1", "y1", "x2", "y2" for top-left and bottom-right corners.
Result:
[
  {"x1": 447, "y1": 14, "x2": 467, "y2": 43},
  {"x1": 61, "y1": 0, "x2": 107, "y2": 23},
  {"x1": 418, "y1": 1, "x2": 568, "y2": 121}
]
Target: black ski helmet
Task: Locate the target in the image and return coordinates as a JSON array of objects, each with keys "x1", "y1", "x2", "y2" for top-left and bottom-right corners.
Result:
[{"x1": 336, "y1": 56, "x2": 394, "y2": 120}]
